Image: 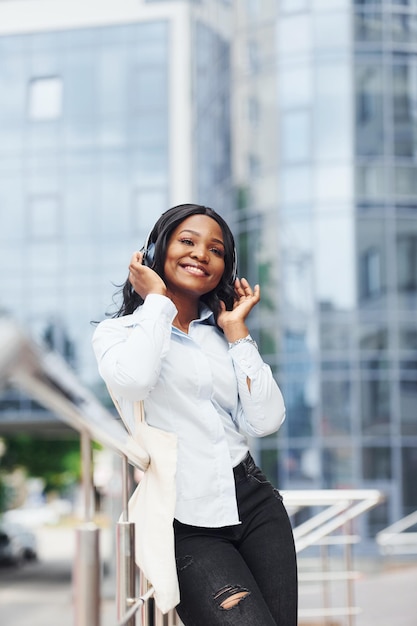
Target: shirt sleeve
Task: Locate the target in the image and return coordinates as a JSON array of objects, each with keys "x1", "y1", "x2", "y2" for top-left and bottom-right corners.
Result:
[
  {"x1": 92, "y1": 294, "x2": 177, "y2": 401},
  {"x1": 229, "y1": 341, "x2": 286, "y2": 437}
]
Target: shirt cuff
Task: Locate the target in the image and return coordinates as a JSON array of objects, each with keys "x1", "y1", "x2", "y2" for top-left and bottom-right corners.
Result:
[{"x1": 229, "y1": 341, "x2": 265, "y2": 377}]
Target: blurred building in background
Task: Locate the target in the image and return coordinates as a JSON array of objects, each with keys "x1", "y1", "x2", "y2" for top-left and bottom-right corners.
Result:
[
  {"x1": 234, "y1": 0, "x2": 417, "y2": 539},
  {"x1": 0, "y1": 0, "x2": 416, "y2": 541},
  {"x1": 0, "y1": 0, "x2": 233, "y2": 415}
]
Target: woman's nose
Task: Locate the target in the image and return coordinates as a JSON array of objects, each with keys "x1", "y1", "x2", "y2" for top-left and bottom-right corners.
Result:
[{"x1": 191, "y1": 246, "x2": 209, "y2": 262}]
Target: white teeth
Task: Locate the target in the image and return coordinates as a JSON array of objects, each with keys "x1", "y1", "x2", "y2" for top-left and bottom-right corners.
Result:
[{"x1": 183, "y1": 265, "x2": 206, "y2": 276}]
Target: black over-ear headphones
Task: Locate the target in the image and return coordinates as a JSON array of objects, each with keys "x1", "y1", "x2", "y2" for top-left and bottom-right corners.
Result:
[
  {"x1": 141, "y1": 230, "x2": 156, "y2": 268},
  {"x1": 140, "y1": 230, "x2": 238, "y2": 283}
]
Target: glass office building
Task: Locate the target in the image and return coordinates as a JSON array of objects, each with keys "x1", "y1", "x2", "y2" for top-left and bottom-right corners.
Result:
[
  {"x1": 0, "y1": 1, "x2": 233, "y2": 424},
  {"x1": 234, "y1": 0, "x2": 417, "y2": 534},
  {"x1": 1, "y1": 0, "x2": 416, "y2": 537}
]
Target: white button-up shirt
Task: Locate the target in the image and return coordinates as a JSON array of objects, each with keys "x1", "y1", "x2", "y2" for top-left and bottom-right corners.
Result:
[{"x1": 92, "y1": 294, "x2": 285, "y2": 527}]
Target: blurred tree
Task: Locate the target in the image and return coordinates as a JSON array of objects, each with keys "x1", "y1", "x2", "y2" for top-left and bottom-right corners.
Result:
[{"x1": 0, "y1": 434, "x2": 81, "y2": 495}]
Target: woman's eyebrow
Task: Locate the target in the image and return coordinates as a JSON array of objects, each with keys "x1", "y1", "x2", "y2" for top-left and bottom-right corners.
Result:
[{"x1": 179, "y1": 229, "x2": 225, "y2": 246}]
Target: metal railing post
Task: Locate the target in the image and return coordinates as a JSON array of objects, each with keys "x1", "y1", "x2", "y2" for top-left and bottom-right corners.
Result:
[
  {"x1": 320, "y1": 541, "x2": 331, "y2": 625},
  {"x1": 116, "y1": 454, "x2": 136, "y2": 626},
  {"x1": 73, "y1": 430, "x2": 101, "y2": 626},
  {"x1": 344, "y1": 520, "x2": 355, "y2": 626}
]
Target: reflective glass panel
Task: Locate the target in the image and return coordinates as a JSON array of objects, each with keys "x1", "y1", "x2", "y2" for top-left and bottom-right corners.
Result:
[
  {"x1": 281, "y1": 166, "x2": 312, "y2": 205},
  {"x1": 391, "y1": 14, "x2": 417, "y2": 44},
  {"x1": 313, "y1": 12, "x2": 351, "y2": 50},
  {"x1": 278, "y1": 15, "x2": 311, "y2": 56},
  {"x1": 281, "y1": 0, "x2": 309, "y2": 13},
  {"x1": 362, "y1": 447, "x2": 392, "y2": 480},
  {"x1": 281, "y1": 110, "x2": 311, "y2": 163},
  {"x1": 28, "y1": 195, "x2": 60, "y2": 238},
  {"x1": 357, "y1": 217, "x2": 386, "y2": 301},
  {"x1": 360, "y1": 375, "x2": 390, "y2": 435},
  {"x1": 28, "y1": 76, "x2": 63, "y2": 120},
  {"x1": 315, "y1": 213, "x2": 355, "y2": 310},
  {"x1": 354, "y1": 9, "x2": 383, "y2": 42},
  {"x1": 402, "y1": 447, "x2": 417, "y2": 514},
  {"x1": 321, "y1": 378, "x2": 352, "y2": 435},
  {"x1": 314, "y1": 62, "x2": 352, "y2": 161},
  {"x1": 279, "y1": 65, "x2": 312, "y2": 108},
  {"x1": 393, "y1": 63, "x2": 417, "y2": 158},
  {"x1": 321, "y1": 446, "x2": 354, "y2": 488},
  {"x1": 285, "y1": 447, "x2": 320, "y2": 486},
  {"x1": 395, "y1": 166, "x2": 417, "y2": 197},
  {"x1": 355, "y1": 62, "x2": 385, "y2": 156}
]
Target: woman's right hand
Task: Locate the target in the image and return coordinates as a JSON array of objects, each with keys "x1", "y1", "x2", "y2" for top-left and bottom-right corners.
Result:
[{"x1": 128, "y1": 251, "x2": 167, "y2": 298}]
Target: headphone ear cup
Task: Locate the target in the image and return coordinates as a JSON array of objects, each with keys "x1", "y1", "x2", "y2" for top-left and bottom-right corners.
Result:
[
  {"x1": 231, "y1": 247, "x2": 237, "y2": 284},
  {"x1": 142, "y1": 242, "x2": 155, "y2": 268}
]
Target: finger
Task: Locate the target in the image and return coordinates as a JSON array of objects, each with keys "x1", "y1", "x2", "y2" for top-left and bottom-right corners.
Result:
[
  {"x1": 234, "y1": 278, "x2": 245, "y2": 297},
  {"x1": 129, "y1": 251, "x2": 143, "y2": 271},
  {"x1": 240, "y1": 277, "x2": 253, "y2": 296}
]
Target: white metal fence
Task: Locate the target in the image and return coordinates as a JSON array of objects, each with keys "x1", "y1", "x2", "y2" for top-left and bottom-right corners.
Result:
[{"x1": 376, "y1": 510, "x2": 417, "y2": 556}]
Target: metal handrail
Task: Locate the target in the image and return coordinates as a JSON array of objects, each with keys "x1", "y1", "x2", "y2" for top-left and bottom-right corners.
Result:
[
  {"x1": 377, "y1": 510, "x2": 417, "y2": 555},
  {"x1": 284, "y1": 489, "x2": 384, "y2": 552},
  {"x1": 284, "y1": 489, "x2": 385, "y2": 626},
  {"x1": 0, "y1": 319, "x2": 385, "y2": 626}
]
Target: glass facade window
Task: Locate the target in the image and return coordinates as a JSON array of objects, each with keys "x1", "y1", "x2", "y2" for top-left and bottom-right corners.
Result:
[
  {"x1": 354, "y1": 6, "x2": 383, "y2": 43},
  {"x1": 278, "y1": 15, "x2": 311, "y2": 57},
  {"x1": 360, "y1": 375, "x2": 390, "y2": 436},
  {"x1": 133, "y1": 188, "x2": 168, "y2": 237},
  {"x1": 247, "y1": 40, "x2": 260, "y2": 73},
  {"x1": 321, "y1": 379, "x2": 352, "y2": 435},
  {"x1": 130, "y1": 66, "x2": 168, "y2": 113},
  {"x1": 322, "y1": 446, "x2": 354, "y2": 489},
  {"x1": 194, "y1": 21, "x2": 231, "y2": 206},
  {"x1": 356, "y1": 164, "x2": 387, "y2": 199},
  {"x1": 360, "y1": 247, "x2": 382, "y2": 298},
  {"x1": 279, "y1": 66, "x2": 312, "y2": 109},
  {"x1": 28, "y1": 76, "x2": 63, "y2": 120},
  {"x1": 247, "y1": 96, "x2": 260, "y2": 126},
  {"x1": 280, "y1": 0, "x2": 309, "y2": 13},
  {"x1": 281, "y1": 110, "x2": 311, "y2": 163},
  {"x1": 314, "y1": 63, "x2": 352, "y2": 161},
  {"x1": 363, "y1": 447, "x2": 392, "y2": 480},
  {"x1": 28, "y1": 195, "x2": 60, "y2": 239},
  {"x1": 0, "y1": 20, "x2": 171, "y2": 384},
  {"x1": 402, "y1": 447, "x2": 417, "y2": 514},
  {"x1": 395, "y1": 165, "x2": 417, "y2": 196},
  {"x1": 354, "y1": 1, "x2": 382, "y2": 6},
  {"x1": 356, "y1": 63, "x2": 385, "y2": 157},
  {"x1": 399, "y1": 325, "x2": 417, "y2": 436},
  {"x1": 397, "y1": 234, "x2": 417, "y2": 291},
  {"x1": 393, "y1": 63, "x2": 417, "y2": 158},
  {"x1": 391, "y1": 13, "x2": 417, "y2": 44}
]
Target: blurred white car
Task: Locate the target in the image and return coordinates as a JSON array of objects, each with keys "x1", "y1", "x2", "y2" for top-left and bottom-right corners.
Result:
[{"x1": 0, "y1": 521, "x2": 38, "y2": 566}]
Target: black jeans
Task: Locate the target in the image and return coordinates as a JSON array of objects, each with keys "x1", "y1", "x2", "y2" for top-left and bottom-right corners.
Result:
[{"x1": 173, "y1": 453, "x2": 298, "y2": 626}]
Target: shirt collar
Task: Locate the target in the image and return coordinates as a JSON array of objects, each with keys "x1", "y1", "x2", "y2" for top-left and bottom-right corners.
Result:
[
  {"x1": 170, "y1": 304, "x2": 216, "y2": 338},
  {"x1": 198, "y1": 304, "x2": 215, "y2": 325}
]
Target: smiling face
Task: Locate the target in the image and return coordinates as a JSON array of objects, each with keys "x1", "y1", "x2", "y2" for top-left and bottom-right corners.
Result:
[{"x1": 163, "y1": 214, "x2": 226, "y2": 302}]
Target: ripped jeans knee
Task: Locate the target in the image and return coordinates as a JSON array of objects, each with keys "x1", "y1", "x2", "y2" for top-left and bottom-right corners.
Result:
[{"x1": 213, "y1": 584, "x2": 251, "y2": 611}]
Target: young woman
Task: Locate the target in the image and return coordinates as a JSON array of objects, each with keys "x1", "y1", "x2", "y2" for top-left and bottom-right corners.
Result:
[{"x1": 92, "y1": 204, "x2": 297, "y2": 626}]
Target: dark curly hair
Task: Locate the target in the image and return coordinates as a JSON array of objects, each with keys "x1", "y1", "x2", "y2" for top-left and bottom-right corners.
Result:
[{"x1": 112, "y1": 203, "x2": 237, "y2": 320}]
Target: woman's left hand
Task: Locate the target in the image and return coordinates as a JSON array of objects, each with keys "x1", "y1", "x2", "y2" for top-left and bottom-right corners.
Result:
[{"x1": 217, "y1": 278, "x2": 260, "y2": 342}]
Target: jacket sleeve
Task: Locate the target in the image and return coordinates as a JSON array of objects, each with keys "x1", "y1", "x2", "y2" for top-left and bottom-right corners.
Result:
[
  {"x1": 92, "y1": 294, "x2": 177, "y2": 401},
  {"x1": 229, "y1": 341, "x2": 286, "y2": 437}
]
